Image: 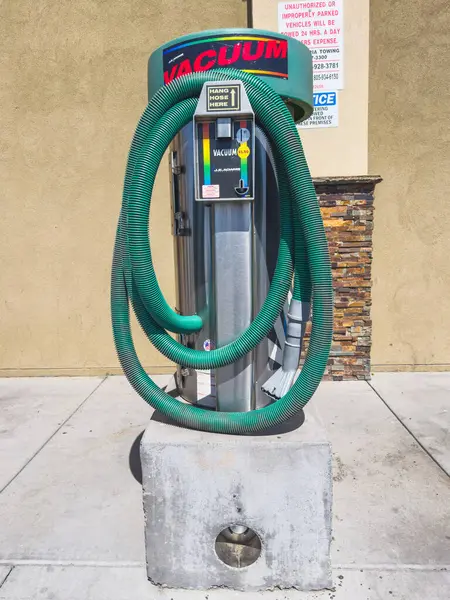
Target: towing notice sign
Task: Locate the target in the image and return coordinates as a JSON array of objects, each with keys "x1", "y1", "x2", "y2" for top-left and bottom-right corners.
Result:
[
  {"x1": 278, "y1": 1, "x2": 343, "y2": 91},
  {"x1": 298, "y1": 91, "x2": 338, "y2": 129}
]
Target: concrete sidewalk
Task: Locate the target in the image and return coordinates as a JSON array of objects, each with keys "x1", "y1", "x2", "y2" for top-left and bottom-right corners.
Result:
[{"x1": 0, "y1": 374, "x2": 449, "y2": 599}]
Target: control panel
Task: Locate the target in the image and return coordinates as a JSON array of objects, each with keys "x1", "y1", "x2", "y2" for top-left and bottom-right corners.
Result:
[{"x1": 194, "y1": 81, "x2": 255, "y2": 202}]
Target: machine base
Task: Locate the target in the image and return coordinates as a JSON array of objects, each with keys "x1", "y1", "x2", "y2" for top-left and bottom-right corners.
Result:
[{"x1": 140, "y1": 407, "x2": 333, "y2": 591}]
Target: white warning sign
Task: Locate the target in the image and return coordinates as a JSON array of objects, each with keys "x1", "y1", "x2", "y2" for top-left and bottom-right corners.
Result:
[
  {"x1": 202, "y1": 184, "x2": 220, "y2": 199},
  {"x1": 298, "y1": 91, "x2": 338, "y2": 129},
  {"x1": 278, "y1": 0, "x2": 344, "y2": 91}
]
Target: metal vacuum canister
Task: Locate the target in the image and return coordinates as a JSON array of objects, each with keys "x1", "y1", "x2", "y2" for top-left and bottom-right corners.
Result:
[{"x1": 170, "y1": 122, "x2": 285, "y2": 411}]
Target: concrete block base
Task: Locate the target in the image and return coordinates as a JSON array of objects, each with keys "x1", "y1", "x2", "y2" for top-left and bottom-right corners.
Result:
[{"x1": 140, "y1": 409, "x2": 332, "y2": 591}]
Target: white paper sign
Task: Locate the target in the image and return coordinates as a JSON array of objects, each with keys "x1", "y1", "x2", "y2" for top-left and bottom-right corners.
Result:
[
  {"x1": 278, "y1": 0, "x2": 344, "y2": 91},
  {"x1": 202, "y1": 184, "x2": 220, "y2": 199},
  {"x1": 298, "y1": 91, "x2": 338, "y2": 129}
]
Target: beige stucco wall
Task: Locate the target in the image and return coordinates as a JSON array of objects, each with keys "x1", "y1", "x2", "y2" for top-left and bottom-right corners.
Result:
[
  {"x1": 252, "y1": 0, "x2": 370, "y2": 177},
  {"x1": 3, "y1": 0, "x2": 447, "y2": 375},
  {"x1": 0, "y1": 1, "x2": 246, "y2": 375},
  {"x1": 369, "y1": 0, "x2": 450, "y2": 369}
]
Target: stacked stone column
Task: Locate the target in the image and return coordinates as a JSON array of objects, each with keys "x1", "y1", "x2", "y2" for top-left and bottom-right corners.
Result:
[{"x1": 301, "y1": 176, "x2": 381, "y2": 381}]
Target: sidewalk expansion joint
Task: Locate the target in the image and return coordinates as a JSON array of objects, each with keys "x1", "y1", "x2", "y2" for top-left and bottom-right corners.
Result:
[
  {"x1": 0, "y1": 560, "x2": 449, "y2": 572},
  {"x1": 367, "y1": 381, "x2": 450, "y2": 480},
  {"x1": 0, "y1": 377, "x2": 108, "y2": 496},
  {"x1": 0, "y1": 567, "x2": 14, "y2": 589},
  {"x1": 0, "y1": 560, "x2": 145, "y2": 568},
  {"x1": 335, "y1": 563, "x2": 450, "y2": 572}
]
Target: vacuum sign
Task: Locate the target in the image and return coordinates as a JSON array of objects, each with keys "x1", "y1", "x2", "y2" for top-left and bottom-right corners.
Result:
[{"x1": 163, "y1": 34, "x2": 288, "y2": 85}]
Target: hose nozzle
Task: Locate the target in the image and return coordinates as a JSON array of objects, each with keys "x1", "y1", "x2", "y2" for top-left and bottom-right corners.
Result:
[{"x1": 262, "y1": 299, "x2": 310, "y2": 401}]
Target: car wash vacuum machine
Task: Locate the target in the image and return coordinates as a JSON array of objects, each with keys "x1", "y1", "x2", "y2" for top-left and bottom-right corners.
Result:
[{"x1": 111, "y1": 28, "x2": 334, "y2": 591}]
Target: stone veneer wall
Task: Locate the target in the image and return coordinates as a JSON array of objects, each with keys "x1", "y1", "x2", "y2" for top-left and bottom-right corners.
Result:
[{"x1": 301, "y1": 176, "x2": 381, "y2": 381}]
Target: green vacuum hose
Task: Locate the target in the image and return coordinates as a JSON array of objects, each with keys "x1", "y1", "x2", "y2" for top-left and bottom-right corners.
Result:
[{"x1": 111, "y1": 68, "x2": 333, "y2": 434}]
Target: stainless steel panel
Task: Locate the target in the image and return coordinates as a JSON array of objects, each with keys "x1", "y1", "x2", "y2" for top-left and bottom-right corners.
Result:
[
  {"x1": 170, "y1": 122, "x2": 281, "y2": 411},
  {"x1": 253, "y1": 128, "x2": 283, "y2": 408},
  {"x1": 213, "y1": 202, "x2": 253, "y2": 412},
  {"x1": 170, "y1": 123, "x2": 214, "y2": 404}
]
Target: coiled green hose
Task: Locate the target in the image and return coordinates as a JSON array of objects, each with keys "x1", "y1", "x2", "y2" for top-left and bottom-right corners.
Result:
[{"x1": 111, "y1": 69, "x2": 333, "y2": 434}]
